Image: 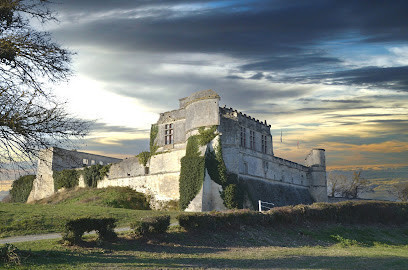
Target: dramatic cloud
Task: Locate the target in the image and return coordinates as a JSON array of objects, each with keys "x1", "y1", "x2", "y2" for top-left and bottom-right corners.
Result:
[{"x1": 32, "y1": 0, "x2": 408, "y2": 172}]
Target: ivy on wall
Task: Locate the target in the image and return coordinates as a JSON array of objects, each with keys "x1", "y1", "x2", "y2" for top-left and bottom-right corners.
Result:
[
  {"x1": 83, "y1": 164, "x2": 111, "y2": 188},
  {"x1": 205, "y1": 138, "x2": 244, "y2": 209},
  {"x1": 179, "y1": 125, "x2": 244, "y2": 210},
  {"x1": 54, "y1": 169, "x2": 80, "y2": 190},
  {"x1": 179, "y1": 135, "x2": 205, "y2": 210},
  {"x1": 53, "y1": 164, "x2": 111, "y2": 190},
  {"x1": 137, "y1": 151, "x2": 150, "y2": 167},
  {"x1": 9, "y1": 175, "x2": 35, "y2": 203},
  {"x1": 150, "y1": 124, "x2": 159, "y2": 155},
  {"x1": 198, "y1": 125, "x2": 218, "y2": 146}
]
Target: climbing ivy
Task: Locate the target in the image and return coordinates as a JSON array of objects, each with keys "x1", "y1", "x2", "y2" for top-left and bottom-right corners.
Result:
[
  {"x1": 198, "y1": 125, "x2": 218, "y2": 146},
  {"x1": 137, "y1": 151, "x2": 151, "y2": 167},
  {"x1": 82, "y1": 164, "x2": 111, "y2": 188},
  {"x1": 150, "y1": 124, "x2": 159, "y2": 155},
  {"x1": 53, "y1": 169, "x2": 80, "y2": 190},
  {"x1": 179, "y1": 135, "x2": 205, "y2": 210},
  {"x1": 9, "y1": 175, "x2": 35, "y2": 203},
  {"x1": 205, "y1": 138, "x2": 244, "y2": 209},
  {"x1": 179, "y1": 125, "x2": 243, "y2": 210}
]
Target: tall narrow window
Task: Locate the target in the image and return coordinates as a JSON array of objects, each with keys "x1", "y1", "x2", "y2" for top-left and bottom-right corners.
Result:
[
  {"x1": 164, "y1": 123, "x2": 173, "y2": 145},
  {"x1": 250, "y1": 130, "x2": 255, "y2": 150},
  {"x1": 240, "y1": 127, "x2": 246, "y2": 147},
  {"x1": 261, "y1": 135, "x2": 267, "y2": 154}
]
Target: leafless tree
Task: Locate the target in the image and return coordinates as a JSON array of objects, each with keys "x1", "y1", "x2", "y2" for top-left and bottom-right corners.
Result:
[
  {"x1": 327, "y1": 171, "x2": 372, "y2": 199},
  {"x1": 0, "y1": 0, "x2": 89, "y2": 171},
  {"x1": 388, "y1": 182, "x2": 408, "y2": 202}
]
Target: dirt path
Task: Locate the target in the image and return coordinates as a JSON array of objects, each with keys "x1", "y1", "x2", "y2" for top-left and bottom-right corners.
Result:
[{"x1": 0, "y1": 227, "x2": 131, "y2": 244}]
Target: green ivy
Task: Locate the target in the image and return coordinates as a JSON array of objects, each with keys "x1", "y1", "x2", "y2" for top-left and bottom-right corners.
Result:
[
  {"x1": 9, "y1": 175, "x2": 35, "y2": 203},
  {"x1": 53, "y1": 169, "x2": 79, "y2": 191},
  {"x1": 83, "y1": 164, "x2": 111, "y2": 188},
  {"x1": 137, "y1": 151, "x2": 150, "y2": 167},
  {"x1": 150, "y1": 124, "x2": 159, "y2": 155},
  {"x1": 205, "y1": 138, "x2": 244, "y2": 209},
  {"x1": 198, "y1": 125, "x2": 218, "y2": 146},
  {"x1": 179, "y1": 135, "x2": 205, "y2": 210}
]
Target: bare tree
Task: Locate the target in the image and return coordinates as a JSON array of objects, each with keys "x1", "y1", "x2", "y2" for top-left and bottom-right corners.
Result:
[
  {"x1": 327, "y1": 171, "x2": 372, "y2": 199},
  {"x1": 0, "y1": 0, "x2": 89, "y2": 170},
  {"x1": 327, "y1": 172, "x2": 347, "y2": 197},
  {"x1": 389, "y1": 182, "x2": 408, "y2": 202}
]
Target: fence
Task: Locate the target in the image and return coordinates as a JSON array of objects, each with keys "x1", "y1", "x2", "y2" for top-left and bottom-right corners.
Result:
[{"x1": 258, "y1": 200, "x2": 274, "y2": 212}]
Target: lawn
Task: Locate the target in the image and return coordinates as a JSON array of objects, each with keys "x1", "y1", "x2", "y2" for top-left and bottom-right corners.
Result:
[
  {"x1": 2, "y1": 225, "x2": 408, "y2": 269},
  {"x1": 0, "y1": 203, "x2": 181, "y2": 238}
]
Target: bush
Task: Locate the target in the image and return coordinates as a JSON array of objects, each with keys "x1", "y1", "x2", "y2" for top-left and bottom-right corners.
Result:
[
  {"x1": 9, "y1": 175, "x2": 35, "y2": 203},
  {"x1": 102, "y1": 187, "x2": 150, "y2": 210},
  {"x1": 83, "y1": 164, "x2": 110, "y2": 188},
  {"x1": 137, "y1": 151, "x2": 151, "y2": 167},
  {"x1": 177, "y1": 201, "x2": 408, "y2": 231},
  {"x1": 0, "y1": 243, "x2": 21, "y2": 265},
  {"x1": 62, "y1": 217, "x2": 117, "y2": 245},
  {"x1": 177, "y1": 210, "x2": 269, "y2": 231},
  {"x1": 53, "y1": 169, "x2": 79, "y2": 190},
  {"x1": 131, "y1": 215, "x2": 170, "y2": 236}
]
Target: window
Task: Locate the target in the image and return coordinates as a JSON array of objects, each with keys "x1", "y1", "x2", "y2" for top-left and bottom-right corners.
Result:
[
  {"x1": 261, "y1": 135, "x2": 267, "y2": 154},
  {"x1": 82, "y1": 159, "x2": 88, "y2": 165},
  {"x1": 99, "y1": 161, "x2": 104, "y2": 165},
  {"x1": 240, "y1": 127, "x2": 246, "y2": 147},
  {"x1": 165, "y1": 123, "x2": 173, "y2": 145},
  {"x1": 91, "y1": 160, "x2": 95, "y2": 165},
  {"x1": 250, "y1": 130, "x2": 255, "y2": 150}
]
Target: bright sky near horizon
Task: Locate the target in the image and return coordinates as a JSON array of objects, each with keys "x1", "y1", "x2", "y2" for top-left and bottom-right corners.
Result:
[{"x1": 41, "y1": 0, "x2": 407, "y2": 171}]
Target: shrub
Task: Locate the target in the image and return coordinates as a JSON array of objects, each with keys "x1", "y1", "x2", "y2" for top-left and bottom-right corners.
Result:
[
  {"x1": 177, "y1": 210, "x2": 270, "y2": 231},
  {"x1": 62, "y1": 217, "x2": 117, "y2": 245},
  {"x1": 177, "y1": 201, "x2": 408, "y2": 231},
  {"x1": 53, "y1": 169, "x2": 79, "y2": 190},
  {"x1": 136, "y1": 151, "x2": 150, "y2": 167},
  {"x1": 0, "y1": 243, "x2": 21, "y2": 265},
  {"x1": 9, "y1": 175, "x2": 35, "y2": 203},
  {"x1": 102, "y1": 187, "x2": 150, "y2": 210},
  {"x1": 83, "y1": 164, "x2": 110, "y2": 188},
  {"x1": 131, "y1": 215, "x2": 170, "y2": 236}
]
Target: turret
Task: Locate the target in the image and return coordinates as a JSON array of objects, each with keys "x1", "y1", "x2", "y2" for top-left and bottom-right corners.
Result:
[{"x1": 305, "y1": 149, "x2": 328, "y2": 202}]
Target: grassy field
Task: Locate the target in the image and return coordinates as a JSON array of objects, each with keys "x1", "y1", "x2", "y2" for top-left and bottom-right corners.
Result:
[
  {"x1": 2, "y1": 224, "x2": 408, "y2": 269},
  {"x1": 0, "y1": 203, "x2": 181, "y2": 238}
]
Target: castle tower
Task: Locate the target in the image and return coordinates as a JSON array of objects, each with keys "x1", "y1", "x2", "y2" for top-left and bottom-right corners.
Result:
[{"x1": 305, "y1": 149, "x2": 328, "y2": 202}]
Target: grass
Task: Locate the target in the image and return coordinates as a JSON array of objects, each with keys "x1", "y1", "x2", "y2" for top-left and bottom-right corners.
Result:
[
  {"x1": 0, "y1": 203, "x2": 181, "y2": 238},
  {"x1": 34, "y1": 187, "x2": 151, "y2": 210},
  {"x1": 2, "y1": 224, "x2": 408, "y2": 269}
]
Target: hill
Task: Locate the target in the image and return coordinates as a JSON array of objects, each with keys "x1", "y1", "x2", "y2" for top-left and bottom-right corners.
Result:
[{"x1": 34, "y1": 187, "x2": 150, "y2": 210}]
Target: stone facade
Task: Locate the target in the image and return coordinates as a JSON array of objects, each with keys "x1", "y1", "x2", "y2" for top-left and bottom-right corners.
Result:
[{"x1": 29, "y1": 89, "x2": 327, "y2": 210}]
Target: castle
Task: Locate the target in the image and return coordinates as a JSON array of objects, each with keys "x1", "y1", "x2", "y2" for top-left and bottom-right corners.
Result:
[{"x1": 28, "y1": 89, "x2": 327, "y2": 210}]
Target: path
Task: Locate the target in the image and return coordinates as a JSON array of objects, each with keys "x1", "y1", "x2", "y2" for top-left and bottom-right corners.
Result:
[{"x1": 0, "y1": 227, "x2": 131, "y2": 244}]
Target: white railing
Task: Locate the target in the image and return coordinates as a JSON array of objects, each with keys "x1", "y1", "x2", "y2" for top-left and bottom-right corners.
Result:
[{"x1": 258, "y1": 200, "x2": 274, "y2": 212}]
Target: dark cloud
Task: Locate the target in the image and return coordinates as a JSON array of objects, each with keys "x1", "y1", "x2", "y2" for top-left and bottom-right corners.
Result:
[{"x1": 90, "y1": 122, "x2": 149, "y2": 133}]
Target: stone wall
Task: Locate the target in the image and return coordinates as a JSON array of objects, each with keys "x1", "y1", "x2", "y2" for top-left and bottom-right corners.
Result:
[{"x1": 27, "y1": 147, "x2": 122, "y2": 202}]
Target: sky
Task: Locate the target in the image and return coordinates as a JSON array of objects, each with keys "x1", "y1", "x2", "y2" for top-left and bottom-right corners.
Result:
[{"x1": 37, "y1": 0, "x2": 408, "y2": 173}]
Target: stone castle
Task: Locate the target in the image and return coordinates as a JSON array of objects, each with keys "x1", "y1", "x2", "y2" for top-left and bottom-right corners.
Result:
[{"x1": 28, "y1": 89, "x2": 327, "y2": 210}]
